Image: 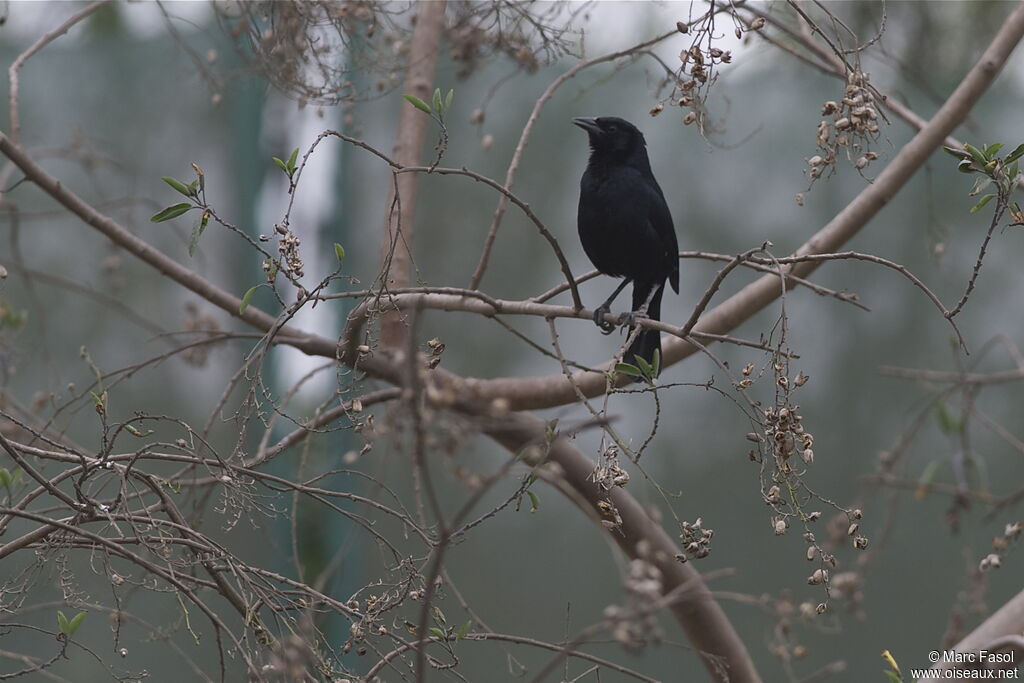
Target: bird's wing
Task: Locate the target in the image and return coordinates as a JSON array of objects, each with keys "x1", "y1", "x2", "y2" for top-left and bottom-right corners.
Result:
[{"x1": 646, "y1": 182, "x2": 680, "y2": 293}]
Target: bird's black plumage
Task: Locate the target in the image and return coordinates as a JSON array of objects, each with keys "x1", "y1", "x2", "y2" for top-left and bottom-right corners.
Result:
[{"x1": 573, "y1": 116, "x2": 679, "y2": 372}]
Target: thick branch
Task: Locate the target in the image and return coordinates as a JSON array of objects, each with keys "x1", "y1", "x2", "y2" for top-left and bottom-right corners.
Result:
[
  {"x1": 376, "y1": 0, "x2": 447, "y2": 348},
  {"x1": 484, "y1": 411, "x2": 761, "y2": 683}
]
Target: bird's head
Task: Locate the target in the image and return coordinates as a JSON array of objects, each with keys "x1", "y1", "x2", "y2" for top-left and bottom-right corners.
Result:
[{"x1": 572, "y1": 116, "x2": 646, "y2": 158}]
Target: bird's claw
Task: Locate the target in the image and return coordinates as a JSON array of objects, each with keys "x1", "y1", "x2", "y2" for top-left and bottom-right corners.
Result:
[
  {"x1": 593, "y1": 306, "x2": 616, "y2": 335},
  {"x1": 617, "y1": 310, "x2": 646, "y2": 328}
]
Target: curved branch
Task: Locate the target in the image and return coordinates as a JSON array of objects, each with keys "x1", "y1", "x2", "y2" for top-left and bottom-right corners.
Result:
[{"x1": 484, "y1": 411, "x2": 761, "y2": 683}]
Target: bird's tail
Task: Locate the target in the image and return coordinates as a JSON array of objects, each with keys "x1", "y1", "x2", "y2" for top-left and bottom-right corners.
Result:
[{"x1": 625, "y1": 282, "x2": 664, "y2": 373}]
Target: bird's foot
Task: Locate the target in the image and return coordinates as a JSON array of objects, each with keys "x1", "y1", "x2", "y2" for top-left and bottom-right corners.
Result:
[
  {"x1": 593, "y1": 305, "x2": 616, "y2": 335},
  {"x1": 617, "y1": 310, "x2": 648, "y2": 329}
]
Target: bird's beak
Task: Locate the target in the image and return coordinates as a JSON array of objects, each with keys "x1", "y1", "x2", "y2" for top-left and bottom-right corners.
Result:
[{"x1": 572, "y1": 117, "x2": 601, "y2": 135}]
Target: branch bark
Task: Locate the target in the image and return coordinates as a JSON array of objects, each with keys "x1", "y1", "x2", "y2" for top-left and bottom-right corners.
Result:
[
  {"x1": 485, "y1": 411, "x2": 761, "y2": 683},
  {"x1": 376, "y1": 0, "x2": 447, "y2": 348}
]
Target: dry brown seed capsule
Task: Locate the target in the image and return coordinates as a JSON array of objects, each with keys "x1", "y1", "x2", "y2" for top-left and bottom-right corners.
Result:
[
  {"x1": 807, "y1": 546, "x2": 817, "y2": 561},
  {"x1": 852, "y1": 509, "x2": 863, "y2": 520},
  {"x1": 774, "y1": 518, "x2": 787, "y2": 535},
  {"x1": 853, "y1": 536, "x2": 869, "y2": 550},
  {"x1": 743, "y1": 362, "x2": 755, "y2": 376},
  {"x1": 847, "y1": 523, "x2": 859, "y2": 536},
  {"x1": 808, "y1": 569, "x2": 827, "y2": 585},
  {"x1": 816, "y1": 603, "x2": 827, "y2": 614},
  {"x1": 676, "y1": 20, "x2": 689, "y2": 33},
  {"x1": 650, "y1": 104, "x2": 664, "y2": 116},
  {"x1": 835, "y1": 117, "x2": 851, "y2": 130},
  {"x1": 855, "y1": 156, "x2": 869, "y2": 170},
  {"x1": 684, "y1": 112, "x2": 697, "y2": 125},
  {"x1": 750, "y1": 16, "x2": 765, "y2": 30}
]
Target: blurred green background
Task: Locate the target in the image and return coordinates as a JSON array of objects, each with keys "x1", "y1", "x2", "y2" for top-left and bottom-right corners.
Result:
[{"x1": 2, "y1": 1, "x2": 1024, "y2": 681}]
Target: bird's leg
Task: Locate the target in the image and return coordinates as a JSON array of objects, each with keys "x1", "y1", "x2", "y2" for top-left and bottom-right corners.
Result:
[
  {"x1": 594, "y1": 278, "x2": 631, "y2": 334},
  {"x1": 617, "y1": 283, "x2": 658, "y2": 328}
]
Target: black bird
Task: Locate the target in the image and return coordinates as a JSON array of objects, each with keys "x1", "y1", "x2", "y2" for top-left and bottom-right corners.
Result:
[{"x1": 573, "y1": 116, "x2": 679, "y2": 373}]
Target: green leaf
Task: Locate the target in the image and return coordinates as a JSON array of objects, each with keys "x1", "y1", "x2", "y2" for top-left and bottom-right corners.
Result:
[
  {"x1": 444, "y1": 89, "x2": 454, "y2": 113},
  {"x1": 970, "y1": 193, "x2": 996, "y2": 214},
  {"x1": 884, "y1": 670, "x2": 903, "y2": 683},
  {"x1": 957, "y1": 159, "x2": 977, "y2": 174},
  {"x1": 272, "y1": 156, "x2": 288, "y2": 173},
  {"x1": 403, "y1": 94, "x2": 431, "y2": 114},
  {"x1": 615, "y1": 362, "x2": 642, "y2": 377},
  {"x1": 651, "y1": 348, "x2": 661, "y2": 377},
  {"x1": 527, "y1": 490, "x2": 540, "y2": 513},
  {"x1": 239, "y1": 285, "x2": 258, "y2": 315},
  {"x1": 432, "y1": 605, "x2": 446, "y2": 625},
  {"x1": 333, "y1": 242, "x2": 346, "y2": 263},
  {"x1": 964, "y1": 143, "x2": 988, "y2": 165},
  {"x1": 187, "y1": 179, "x2": 199, "y2": 196},
  {"x1": 10, "y1": 468, "x2": 21, "y2": 487},
  {"x1": 162, "y1": 176, "x2": 193, "y2": 197},
  {"x1": 934, "y1": 401, "x2": 959, "y2": 434},
  {"x1": 57, "y1": 610, "x2": 69, "y2": 635},
  {"x1": 287, "y1": 147, "x2": 299, "y2": 173},
  {"x1": 984, "y1": 143, "x2": 1004, "y2": 157},
  {"x1": 189, "y1": 211, "x2": 210, "y2": 258},
  {"x1": 634, "y1": 355, "x2": 653, "y2": 377},
  {"x1": 428, "y1": 627, "x2": 446, "y2": 640},
  {"x1": 150, "y1": 203, "x2": 193, "y2": 223},
  {"x1": 1005, "y1": 143, "x2": 1024, "y2": 164},
  {"x1": 431, "y1": 87, "x2": 442, "y2": 114},
  {"x1": 66, "y1": 611, "x2": 87, "y2": 637},
  {"x1": 456, "y1": 620, "x2": 471, "y2": 640},
  {"x1": 942, "y1": 145, "x2": 970, "y2": 159},
  {"x1": 0, "y1": 468, "x2": 10, "y2": 488}
]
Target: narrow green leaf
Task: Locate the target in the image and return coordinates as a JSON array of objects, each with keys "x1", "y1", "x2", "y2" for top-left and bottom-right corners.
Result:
[
  {"x1": 187, "y1": 179, "x2": 199, "y2": 196},
  {"x1": 403, "y1": 94, "x2": 431, "y2": 114},
  {"x1": 162, "y1": 176, "x2": 193, "y2": 197},
  {"x1": 970, "y1": 193, "x2": 996, "y2": 214},
  {"x1": 1004, "y1": 143, "x2": 1024, "y2": 164},
  {"x1": 192, "y1": 163, "x2": 205, "y2": 194},
  {"x1": 0, "y1": 469, "x2": 10, "y2": 488},
  {"x1": 10, "y1": 469, "x2": 21, "y2": 487},
  {"x1": 287, "y1": 147, "x2": 299, "y2": 172},
  {"x1": 615, "y1": 362, "x2": 641, "y2": 377},
  {"x1": 444, "y1": 88, "x2": 454, "y2": 113},
  {"x1": 150, "y1": 203, "x2": 193, "y2": 223},
  {"x1": 57, "y1": 610, "x2": 70, "y2": 635},
  {"x1": 67, "y1": 611, "x2": 87, "y2": 637},
  {"x1": 884, "y1": 670, "x2": 902, "y2": 683},
  {"x1": 188, "y1": 211, "x2": 210, "y2": 258},
  {"x1": 456, "y1": 620, "x2": 471, "y2": 640},
  {"x1": 239, "y1": 285, "x2": 258, "y2": 315},
  {"x1": 918, "y1": 460, "x2": 941, "y2": 486},
  {"x1": 527, "y1": 490, "x2": 540, "y2": 513},
  {"x1": 429, "y1": 627, "x2": 446, "y2": 640},
  {"x1": 957, "y1": 159, "x2": 977, "y2": 174},
  {"x1": 272, "y1": 157, "x2": 288, "y2": 173},
  {"x1": 964, "y1": 143, "x2": 988, "y2": 166},
  {"x1": 942, "y1": 146, "x2": 970, "y2": 159},
  {"x1": 333, "y1": 242, "x2": 345, "y2": 263},
  {"x1": 651, "y1": 349, "x2": 661, "y2": 377},
  {"x1": 431, "y1": 87, "x2": 442, "y2": 113},
  {"x1": 984, "y1": 143, "x2": 1004, "y2": 157},
  {"x1": 432, "y1": 605, "x2": 446, "y2": 625}
]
